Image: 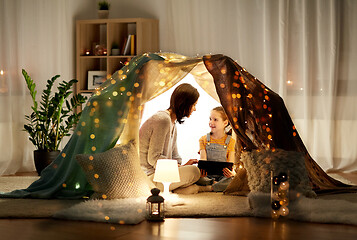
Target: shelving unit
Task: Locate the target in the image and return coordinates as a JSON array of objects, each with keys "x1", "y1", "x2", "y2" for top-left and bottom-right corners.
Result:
[{"x1": 75, "y1": 18, "x2": 159, "y2": 95}]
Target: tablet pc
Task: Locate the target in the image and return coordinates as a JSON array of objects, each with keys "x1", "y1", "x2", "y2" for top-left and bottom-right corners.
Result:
[{"x1": 197, "y1": 160, "x2": 233, "y2": 176}]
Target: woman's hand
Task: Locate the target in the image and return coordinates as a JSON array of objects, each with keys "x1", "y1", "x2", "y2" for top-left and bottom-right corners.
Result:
[
  {"x1": 184, "y1": 159, "x2": 198, "y2": 166},
  {"x1": 222, "y1": 167, "x2": 236, "y2": 178}
]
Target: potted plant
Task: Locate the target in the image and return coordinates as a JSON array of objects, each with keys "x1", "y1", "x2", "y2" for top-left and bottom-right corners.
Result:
[
  {"x1": 111, "y1": 42, "x2": 120, "y2": 56},
  {"x1": 22, "y1": 69, "x2": 87, "y2": 175},
  {"x1": 98, "y1": 1, "x2": 110, "y2": 19}
]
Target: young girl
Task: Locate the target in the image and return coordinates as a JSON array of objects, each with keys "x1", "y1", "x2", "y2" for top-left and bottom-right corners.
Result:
[{"x1": 197, "y1": 106, "x2": 236, "y2": 192}]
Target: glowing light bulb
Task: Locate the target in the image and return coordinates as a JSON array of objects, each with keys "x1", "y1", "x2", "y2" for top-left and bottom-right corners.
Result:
[
  {"x1": 279, "y1": 181, "x2": 289, "y2": 191},
  {"x1": 271, "y1": 210, "x2": 279, "y2": 219},
  {"x1": 279, "y1": 206, "x2": 289, "y2": 216}
]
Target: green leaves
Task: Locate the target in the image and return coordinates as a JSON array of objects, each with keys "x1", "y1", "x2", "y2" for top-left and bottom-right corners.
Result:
[
  {"x1": 22, "y1": 69, "x2": 87, "y2": 151},
  {"x1": 98, "y1": 1, "x2": 110, "y2": 10},
  {"x1": 22, "y1": 69, "x2": 38, "y2": 112}
]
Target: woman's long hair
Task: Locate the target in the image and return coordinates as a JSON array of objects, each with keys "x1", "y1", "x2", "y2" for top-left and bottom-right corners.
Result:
[{"x1": 169, "y1": 83, "x2": 199, "y2": 124}]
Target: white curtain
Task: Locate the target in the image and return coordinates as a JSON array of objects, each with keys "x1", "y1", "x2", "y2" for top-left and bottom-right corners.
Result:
[
  {"x1": 1, "y1": 0, "x2": 356, "y2": 175},
  {"x1": 0, "y1": 0, "x2": 90, "y2": 175},
  {"x1": 162, "y1": 0, "x2": 357, "y2": 172}
]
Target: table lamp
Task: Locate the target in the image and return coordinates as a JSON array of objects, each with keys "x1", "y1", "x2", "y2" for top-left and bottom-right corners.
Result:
[{"x1": 153, "y1": 159, "x2": 180, "y2": 195}]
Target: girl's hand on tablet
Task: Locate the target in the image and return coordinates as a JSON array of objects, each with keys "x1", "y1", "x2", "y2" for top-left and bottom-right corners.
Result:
[
  {"x1": 200, "y1": 169, "x2": 208, "y2": 177},
  {"x1": 223, "y1": 167, "x2": 235, "y2": 178}
]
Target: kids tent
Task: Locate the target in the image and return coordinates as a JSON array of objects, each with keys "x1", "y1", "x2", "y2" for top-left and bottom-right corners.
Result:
[{"x1": 0, "y1": 52, "x2": 354, "y2": 199}]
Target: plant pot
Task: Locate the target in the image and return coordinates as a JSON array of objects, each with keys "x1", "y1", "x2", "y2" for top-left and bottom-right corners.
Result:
[
  {"x1": 98, "y1": 10, "x2": 109, "y2": 19},
  {"x1": 34, "y1": 150, "x2": 60, "y2": 176},
  {"x1": 112, "y1": 48, "x2": 120, "y2": 56}
]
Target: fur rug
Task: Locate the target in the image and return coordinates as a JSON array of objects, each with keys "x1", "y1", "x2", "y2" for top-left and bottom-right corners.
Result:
[
  {"x1": 1, "y1": 176, "x2": 357, "y2": 225},
  {"x1": 53, "y1": 193, "x2": 250, "y2": 224},
  {"x1": 248, "y1": 192, "x2": 357, "y2": 225}
]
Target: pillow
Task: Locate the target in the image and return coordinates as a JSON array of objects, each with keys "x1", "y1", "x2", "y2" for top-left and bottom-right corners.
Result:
[
  {"x1": 240, "y1": 149, "x2": 316, "y2": 197},
  {"x1": 76, "y1": 140, "x2": 155, "y2": 199}
]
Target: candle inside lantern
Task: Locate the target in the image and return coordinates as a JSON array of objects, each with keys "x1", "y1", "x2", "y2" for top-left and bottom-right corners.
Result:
[{"x1": 151, "y1": 203, "x2": 160, "y2": 215}]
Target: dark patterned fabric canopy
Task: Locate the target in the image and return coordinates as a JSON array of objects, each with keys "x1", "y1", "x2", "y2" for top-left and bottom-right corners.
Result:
[{"x1": 203, "y1": 54, "x2": 354, "y2": 193}]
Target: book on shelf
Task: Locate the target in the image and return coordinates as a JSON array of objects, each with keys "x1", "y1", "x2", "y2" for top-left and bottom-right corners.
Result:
[
  {"x1": 123, "y1": 35, "x2": 131, "y2": 55},
  {"x1": 123, "y1": 34, "x2": 136, "y2": 55},
  {"x1": 121, "y1": 36, "x2": 128, "y2": 55},
  {"x1": 130, "y1": 34, "x2": 136, "y2": 55}
]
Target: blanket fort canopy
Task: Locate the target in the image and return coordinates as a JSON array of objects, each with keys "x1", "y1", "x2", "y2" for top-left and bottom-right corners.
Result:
[{"x1": 0, "y1": 52, "x2": 355, "y2": 199}]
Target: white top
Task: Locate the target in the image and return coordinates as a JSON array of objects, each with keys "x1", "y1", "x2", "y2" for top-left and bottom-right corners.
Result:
[{"x1": 139, "y1": 110, "x2": 182, "y2": 175}]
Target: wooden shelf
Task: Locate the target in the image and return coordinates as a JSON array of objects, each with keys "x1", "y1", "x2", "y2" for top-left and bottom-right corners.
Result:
[{"x1": 75, "y1": 18, "x2": 159, "y2": 95}]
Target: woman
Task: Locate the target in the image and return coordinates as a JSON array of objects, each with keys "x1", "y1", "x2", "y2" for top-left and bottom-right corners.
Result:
[{"x1": 139, "y1": 83, "x2": 201, "y2": 194}]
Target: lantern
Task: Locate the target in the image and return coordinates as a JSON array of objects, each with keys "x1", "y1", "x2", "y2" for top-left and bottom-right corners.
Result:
[{"x1": 146, "y1": 188, "x2": 165, "y2": 221}]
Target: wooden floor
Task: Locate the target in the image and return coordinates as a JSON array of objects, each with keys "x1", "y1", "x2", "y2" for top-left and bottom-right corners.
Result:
[
  {"x1": 1, "y1": 217, "x2": 357, "y2": 240},
  {"x1": 1, "y1": 172, "x2": 357, "y2": 240}
]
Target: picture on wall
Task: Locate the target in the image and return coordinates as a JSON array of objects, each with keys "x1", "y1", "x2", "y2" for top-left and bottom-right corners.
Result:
[{"x1": 87, "y1": 71, "x2": 107, "y2": 90}]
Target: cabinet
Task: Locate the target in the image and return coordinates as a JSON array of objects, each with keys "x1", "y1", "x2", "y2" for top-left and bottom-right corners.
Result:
[{"x1": 75, "y1": 18, "x2": 159, "y2": 94}]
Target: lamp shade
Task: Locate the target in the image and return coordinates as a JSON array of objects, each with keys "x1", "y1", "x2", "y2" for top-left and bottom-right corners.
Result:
[{"x1": 153, "y1": 159, "x2": 180, "y2": 183}]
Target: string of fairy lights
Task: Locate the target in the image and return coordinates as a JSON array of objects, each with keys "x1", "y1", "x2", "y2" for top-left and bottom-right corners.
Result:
[
  {"x1": 271, "y1": 172, "x2": 290, "y2": 219},
  {"x1": 50, "y1": 53, "x2": 298, "y2": 223}
]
